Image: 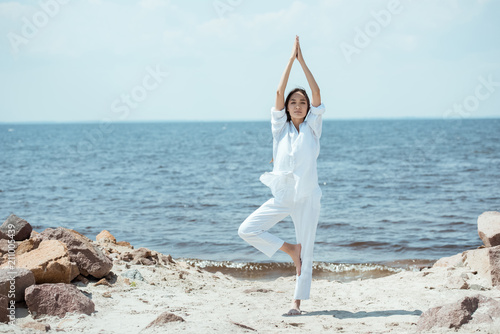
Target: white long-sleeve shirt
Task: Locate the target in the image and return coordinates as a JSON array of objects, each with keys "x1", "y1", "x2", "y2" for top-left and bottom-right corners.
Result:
[{"x1": 260, "y1": 103, "x2": 325, "y2": 202}]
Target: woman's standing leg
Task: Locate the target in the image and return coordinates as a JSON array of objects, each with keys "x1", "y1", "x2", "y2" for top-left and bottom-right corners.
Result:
[
  {"x1": 290, "y1": 188, "x2": 322, "y2": 301},
  {"x1": 238, "y1": 197, "x2": 292, "y2": 258}
]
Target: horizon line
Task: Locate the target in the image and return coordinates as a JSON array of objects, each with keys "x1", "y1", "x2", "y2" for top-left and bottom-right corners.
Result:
[{"x1": 1, "y1": 116, "x2": 499, "y2": 125}]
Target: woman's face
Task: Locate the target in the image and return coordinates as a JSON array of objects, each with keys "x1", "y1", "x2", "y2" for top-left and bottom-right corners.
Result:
[{"x1": 288, "y1": 91, "x2": 308, "y2": 121}]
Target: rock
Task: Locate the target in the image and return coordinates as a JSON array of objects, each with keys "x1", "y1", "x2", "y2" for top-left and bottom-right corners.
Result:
[
  {"x1": 75, "y1": 274, "x2": 89, "y2": 285},
  {"x1": 24, "y1": 283, "x2": 95, "y2": 318},
  {"x1": 469, "y1": 284, "x2": 487, "y2": 291},
  {"x1": 463, "y1": 245, "x2": 500, "y2": 287},
  {"x1": 30, "y1": 230, "x2": 41, "y2": 239},
  {"x1": 0, "y1": 239, "x2": 11, "y2": 257},
  {"x1": 417, "y1": 294, "x2": 500, "y2": 331},
  {"x1": 120, "y1": 247, "x2": 174, "y2": 266},
  {"x1": 0, "y1": 240, "x2": 79, "y2": 284},
  {"x1": 491, "y1": 247, "x2": 500, "y2": 287},
  {"x1": 478, "y1": 211, "x2": 500, "y2": 247},
  {"x1": 121, "y1": 269, "x2": 145, "y2": 281},
  {"x1": 243, "y1": 288, "x2": 273, "y2": 293},
  {"x1": 132, "y1": 248, "x2": 156, "y2": 265},
  {"x1": 0, "y1": 294, "x2": 9, "y2": 324},
  {"x1": 433, "y1": 253, "x2": 463, "y2": 268},
  {"x1": 445, "y1": 276, "x2": 469, "y2": 290},
  {"x1": 16, "y1": 237, "x2": 41, "y2": 256},
  {"x1": 145, "y1": 311, "x2": 185, "y2": 328},
  {"x1": 0, "y1": 268, "x2": 35, "y2": 302},
  {"x1": 0, "y1": 240, "x2": 13, "y2": 266},
  {"x1": 96, "y1": 230, "x2": 116, "y2": 243},
  {"x1": 0, "y1": 214, "x2": 32, "y2": 241},
  {"x1": 0, "y1": 238, "x2": 39, "y2": 266},
  {"x1": 94, "y1": 278, "x2": 111, "y2": 287},
  {"x1": 40, "y1": 227, "x2": 112, "y2": 278},
  {"x1": 20, "y1": 321, "x2": 51, "y2": 332},
  {"x1": 469, "y1": 295, "x2": 500, "y2": 324},
  {"x1": 160, "y1": 254, "x2": 175, "y2": 265},
  {"x1": 120, "y1": 252, "x2": 134, "y2": 262},
  {"x1": 116, "y1": 241, "x2": 133, "y2": 248},
  {"x1": 105, "y1": 271, "x2": 118, "y2": 284}
]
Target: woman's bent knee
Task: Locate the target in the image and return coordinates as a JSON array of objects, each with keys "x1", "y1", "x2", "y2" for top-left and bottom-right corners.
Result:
[
  {"x1": 238, "y1": 221, "x2": 252, "y2": 239},
  {"x1": 238, "y1": 218, "x2": 262, "y2": 239}
]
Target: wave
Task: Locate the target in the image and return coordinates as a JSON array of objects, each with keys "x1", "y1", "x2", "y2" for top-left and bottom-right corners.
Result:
[{"x1": 180, "y1": 258, "x2": 434, "y2": 282}]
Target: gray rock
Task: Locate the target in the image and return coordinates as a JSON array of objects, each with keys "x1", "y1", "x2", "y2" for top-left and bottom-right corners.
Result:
[
  {"x1": 0, "y1": 214, "x2": 32, "y2": 241},
  {"x1": 121, "y1": 269, "x2": 144, "y2": 281},
  {"x1": 0, "y1": 268, "x2": 35, "y2": 302},
  {"x1": 417, "y1": 294, "x2": 500, "y2": 331},
  {"x1": 478, "y1": 211, "x2": 500, "y2": 247},
  {"x1": 24, "y1": 283, "x2": 95, "y2": 318},
  {"x1": 40, "y1": 227, "x2": 112, "y2": 278},
  {"x1": 0, "y1": 294, "x2": 9, "y2": 324},
  {"x1": 469, "y1": 284, "x2": 487, "y2": 291}
]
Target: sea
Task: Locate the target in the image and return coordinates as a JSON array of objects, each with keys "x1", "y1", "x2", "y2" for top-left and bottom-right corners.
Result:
[{"x1": 1, "y1": 118, "x2": 499, "y2": 281}]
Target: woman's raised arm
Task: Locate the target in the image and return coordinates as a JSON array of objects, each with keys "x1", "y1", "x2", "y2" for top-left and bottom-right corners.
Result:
[
  {"x1": 296, "y1": 37, "x2": 321, "y2": 107},
  {"x1": 275, "y1": 36, "x2": 299, "y2": 110}
]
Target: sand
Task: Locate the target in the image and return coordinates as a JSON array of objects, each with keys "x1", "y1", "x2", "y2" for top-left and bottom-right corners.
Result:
[{"x1": 3, "y1": 252, "x2": 500, "y2": 333}]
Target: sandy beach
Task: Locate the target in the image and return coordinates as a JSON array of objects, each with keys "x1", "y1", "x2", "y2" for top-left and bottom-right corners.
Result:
[
  {"x1": 2, "y1": 0, "x2": 499, "y2": 332},
  {"x1": 3, "y1": 236, "x2": 500, "y2": 334}
]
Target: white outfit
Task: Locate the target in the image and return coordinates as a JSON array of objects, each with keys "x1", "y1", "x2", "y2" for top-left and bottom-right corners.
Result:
[{"x1": 238, "y1": 103, "x2": 325, "y2": 300}]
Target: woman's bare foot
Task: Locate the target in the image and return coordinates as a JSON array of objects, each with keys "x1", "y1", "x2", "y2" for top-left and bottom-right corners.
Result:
[
  {"x1": 286, "y1": 299, "x2": 301, "y2": 316},
  {"x1": 279, "y1": 242, "x2": 302, "y2": 276}
]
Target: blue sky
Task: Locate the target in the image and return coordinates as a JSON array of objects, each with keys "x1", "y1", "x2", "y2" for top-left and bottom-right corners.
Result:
[{"x1": 0, "y1": 0, "x2": 499, "y2": 122}]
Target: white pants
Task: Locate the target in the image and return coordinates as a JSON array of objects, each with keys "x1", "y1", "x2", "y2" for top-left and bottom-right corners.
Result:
[{"x1": 238, "y1": 187, "x2": 322, "y2": 300}]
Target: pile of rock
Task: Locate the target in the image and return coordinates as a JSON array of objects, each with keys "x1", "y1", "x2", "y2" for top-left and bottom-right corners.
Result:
[
  {"x1": 434, "y1": 211, "x2": 500, "y2": 288},
  {"x1": 97, "y1": 229, "x2": 175, "y2": 267},
  {"x1": 0, "y1": 213, "x2": 175, "y2": 326},
  {"x1": 0, "y1": 214, "x2": 112, "y2": 324},
  {"x1": 463, "y1": 211, "x2": 500, "y2": 287},
  {"x1": 420, "y1": 211, "x2": 500, "y2": 330},
  {"x1": 417, "y1": 294, "x2": 500, "y2": 331}
]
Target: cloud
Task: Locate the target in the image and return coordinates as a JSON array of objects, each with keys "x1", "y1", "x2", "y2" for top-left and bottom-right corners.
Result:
[
  {"x1": 0, "y1": 1, "x2": 32, "y2": 19},
  {"x1": 139, "y1": 0, "x2": 170, "y2": 10},
  {"x1": 0, "y1": 0, "x2": 498, "y2": 122}
]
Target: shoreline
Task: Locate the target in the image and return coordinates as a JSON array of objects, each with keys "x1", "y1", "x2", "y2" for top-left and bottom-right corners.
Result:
[
  {"x1": 2, "y1": 215, "x2": 500, "y2": 333},
  {"x1": 181, "y1": 257, "x2": 435, "y2": 282},
  {"x1": 4, "y1": 245, "x2": 500, "y2": 333}
]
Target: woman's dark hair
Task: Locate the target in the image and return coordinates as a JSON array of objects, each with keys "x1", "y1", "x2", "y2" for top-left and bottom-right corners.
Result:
[{"x1": 285, "y1": 87, "x2": 310, "y2": 122}]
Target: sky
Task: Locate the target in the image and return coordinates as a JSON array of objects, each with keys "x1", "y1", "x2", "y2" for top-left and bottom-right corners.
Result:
[{"x1": 0, "y1": 0, "x2": 499, "y2": 122}]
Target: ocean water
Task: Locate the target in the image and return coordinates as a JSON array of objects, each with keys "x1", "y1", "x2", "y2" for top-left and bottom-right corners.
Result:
[{"x1": 1, "y1": 119, "x2": 499, "y2": 279}]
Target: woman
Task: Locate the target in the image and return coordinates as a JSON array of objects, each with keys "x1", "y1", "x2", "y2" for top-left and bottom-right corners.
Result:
[{"x1": 238, "y1": 35, "x2": 325, "y2": 315}]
